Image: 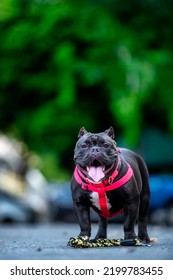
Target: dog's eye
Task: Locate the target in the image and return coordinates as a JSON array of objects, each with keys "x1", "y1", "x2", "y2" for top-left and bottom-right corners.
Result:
[
  {"x1": 103, "y1": 143, "x2": 109, "y2": 148},
  {"x1": 81, "y1": 143, "x2": 88, "y2": 148}
]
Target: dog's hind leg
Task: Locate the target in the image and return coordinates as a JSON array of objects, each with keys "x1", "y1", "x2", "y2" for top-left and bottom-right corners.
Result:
[
  {"x1": 95, "y1": 216, "x2": 107, "y2": 239},
  {"x1": 138, "y1": 160, "x2": 150, "y2": 243},
  {"x1": 138, "y1": 192, "x2": 150, "y2": 243},
  {"x1": 134, "y1": 156, "x2": 150, "y2": 243}
]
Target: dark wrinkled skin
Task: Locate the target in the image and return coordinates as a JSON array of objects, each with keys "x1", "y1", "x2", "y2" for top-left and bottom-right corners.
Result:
[{"x1": 71, "y1": 127, "x2": 150, "y2": 243}]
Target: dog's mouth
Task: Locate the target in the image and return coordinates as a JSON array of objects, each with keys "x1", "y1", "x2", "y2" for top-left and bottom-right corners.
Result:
[{"x1": 79, "y1": 159, "x2": 114, "y2": 182}]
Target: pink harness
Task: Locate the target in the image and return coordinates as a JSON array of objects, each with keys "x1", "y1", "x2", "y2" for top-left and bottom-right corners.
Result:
[{"x1": 74, "y1": 156, "x2": 134, "y2": 219}]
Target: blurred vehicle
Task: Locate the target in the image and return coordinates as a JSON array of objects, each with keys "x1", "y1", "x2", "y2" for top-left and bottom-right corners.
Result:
[
  {"x1": 0, "y1": 189, "x2": 36, "y2": 223},
  {"x1": 47, "y1": 181, "x2": 75, "y2": 223},
  {"x1": 0, "y1": 133, "x2": 49, "y2": 223},
  {"x1": 149, "y1": 174, "x2": 173, "y2": 226}
]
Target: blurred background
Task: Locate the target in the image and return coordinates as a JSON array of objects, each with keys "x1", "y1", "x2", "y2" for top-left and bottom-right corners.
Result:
[{"x1": 0, "y1": 0, "x2": 173, "y2": 226}]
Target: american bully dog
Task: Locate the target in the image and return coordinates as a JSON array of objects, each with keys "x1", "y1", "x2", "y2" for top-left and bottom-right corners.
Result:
[{"x1": 70, "y1": 127, "x2": 150, "y2": 244}]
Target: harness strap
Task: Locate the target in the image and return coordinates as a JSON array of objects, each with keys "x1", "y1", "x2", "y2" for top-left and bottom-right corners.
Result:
[
  {"x1": 74, "y1": 157, "x2": 134, "y2": 219},
  {"x1": 98, "y1": 187, "x2": 111, "y2": 218}
]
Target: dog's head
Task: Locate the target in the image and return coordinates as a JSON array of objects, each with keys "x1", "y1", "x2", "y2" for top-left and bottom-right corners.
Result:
[{"x1": 74, "y1": 127, "x2": 119, "y2": 182}]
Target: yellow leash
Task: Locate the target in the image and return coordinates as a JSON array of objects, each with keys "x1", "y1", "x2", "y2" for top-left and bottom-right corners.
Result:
[{"x1": 68, "y1": 236, "x2": 150, "y2": 248}]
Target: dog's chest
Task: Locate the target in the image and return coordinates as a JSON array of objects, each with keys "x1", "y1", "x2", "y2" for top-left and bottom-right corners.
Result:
[{"x1": 90, "y1": 192, "x2": 112, "y2": 211}]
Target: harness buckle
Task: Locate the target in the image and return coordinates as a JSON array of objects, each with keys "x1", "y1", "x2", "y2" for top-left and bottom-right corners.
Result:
[{"x1": 108, "y1": 176, "x2": 113, "y2": 185}]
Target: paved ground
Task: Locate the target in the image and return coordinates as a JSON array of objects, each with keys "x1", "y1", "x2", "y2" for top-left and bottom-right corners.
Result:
[{"x1": 0, "y1": 223, "x2": 173, "y2": 260}]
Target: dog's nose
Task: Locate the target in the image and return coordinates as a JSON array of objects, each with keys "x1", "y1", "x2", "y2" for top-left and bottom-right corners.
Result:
[{"x1": 91, "y1": 147, "x2": 100, "y2": 154}]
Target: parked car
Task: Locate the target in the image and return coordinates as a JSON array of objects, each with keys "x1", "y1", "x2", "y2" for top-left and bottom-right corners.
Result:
[
  {"x1": 0, "y1": 189, "x2": 36, "y2": 223},
  {"x1": 149, "y1": 174, "x2": 173, "y2": 226}
]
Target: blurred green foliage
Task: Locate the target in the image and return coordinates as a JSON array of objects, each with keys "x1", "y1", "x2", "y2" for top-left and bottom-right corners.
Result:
[{"x1": 0, "y1": 0, "x2": 173, "y2": 178}]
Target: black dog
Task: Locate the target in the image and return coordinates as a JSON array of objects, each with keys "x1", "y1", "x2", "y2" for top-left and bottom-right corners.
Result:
[{"x1": 70, "y1": 127, "x2": 150, "y2": 243}]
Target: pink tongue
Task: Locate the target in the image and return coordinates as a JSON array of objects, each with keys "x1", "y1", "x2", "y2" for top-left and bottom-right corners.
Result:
[{"x1": 88, "y1": 166, "x2": 104, "y2": 182}]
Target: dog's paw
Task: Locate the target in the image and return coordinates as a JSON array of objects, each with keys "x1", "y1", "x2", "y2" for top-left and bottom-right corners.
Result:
[{"x1": 68, "y1": 236, "x2": 91, "y2": 248}]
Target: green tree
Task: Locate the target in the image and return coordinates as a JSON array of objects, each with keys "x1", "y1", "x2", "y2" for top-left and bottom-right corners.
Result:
[{"x1": 0, "y1": 0, "x2": 173, "y2": 178}]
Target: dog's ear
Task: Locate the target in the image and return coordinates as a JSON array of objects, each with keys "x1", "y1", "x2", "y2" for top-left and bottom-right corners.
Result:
[
  {"x1": 105, "y1": 126, "x2": 115, "y2": 139},
  {"x1": 78, "y1": 127, "x2": 88, "y2": 138}
]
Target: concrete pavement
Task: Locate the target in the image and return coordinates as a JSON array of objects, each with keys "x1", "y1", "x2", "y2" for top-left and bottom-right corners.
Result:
[{"x1": 0, "y1": 223, "x2": 173, "y2": 260}]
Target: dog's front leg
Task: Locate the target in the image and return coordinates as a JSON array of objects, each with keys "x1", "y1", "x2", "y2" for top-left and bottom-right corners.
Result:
[
  {"x1": 123, "y1": 200, "x2": 139, "y2": 240},
  {"x1": 68, "y1": 202, "x2": 91, "y2": 248},
  {"x1": 95, "y1": 216, "x2": 107, "y2": 239},
  {"x1": 73, "y1": 202, "x2": 91, "y2": 238}
]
